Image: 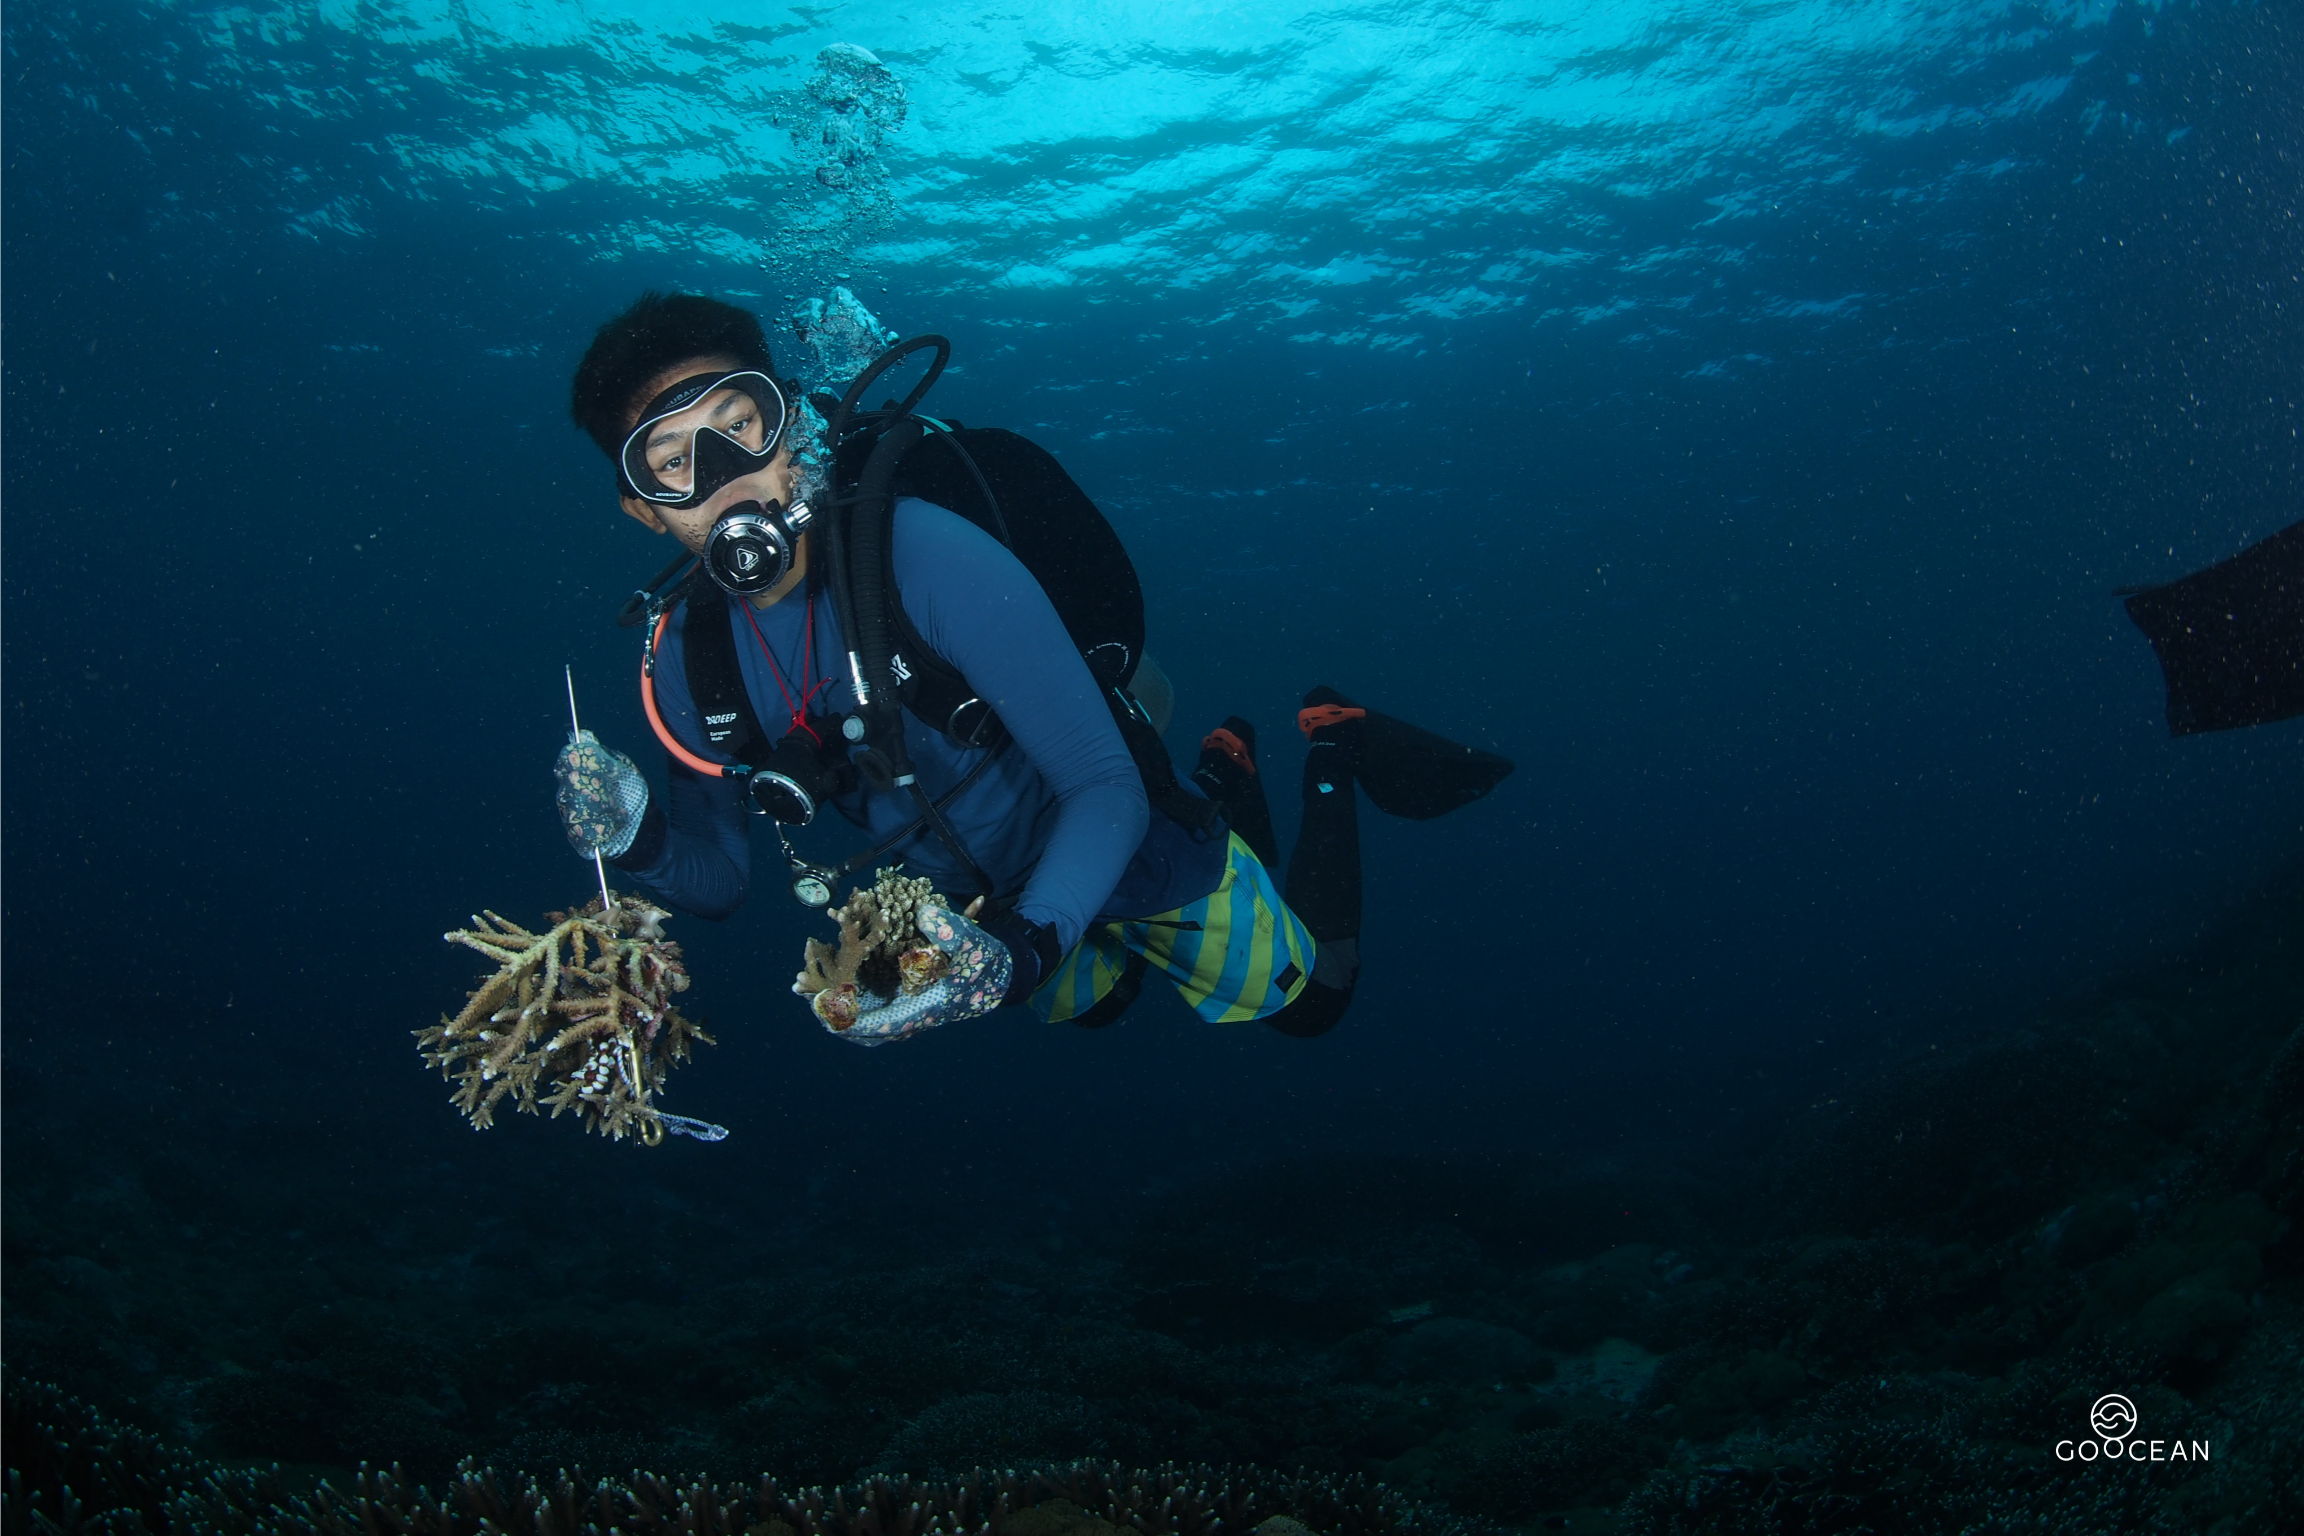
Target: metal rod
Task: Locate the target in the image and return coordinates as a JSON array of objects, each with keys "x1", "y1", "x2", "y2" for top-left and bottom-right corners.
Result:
[{"x1": 565, "y1": 665, "x2": 617, "y2": 921}]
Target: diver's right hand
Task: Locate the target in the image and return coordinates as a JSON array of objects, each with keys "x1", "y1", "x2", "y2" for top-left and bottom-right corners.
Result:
[{"x1": 555, "y1": 730, "x2": 650, "y2": 859}]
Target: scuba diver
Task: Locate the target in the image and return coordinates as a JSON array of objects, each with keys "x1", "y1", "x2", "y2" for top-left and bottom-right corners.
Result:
[{"x1": 555, "y1": 291, "x2": 1511, "y2": 1043}]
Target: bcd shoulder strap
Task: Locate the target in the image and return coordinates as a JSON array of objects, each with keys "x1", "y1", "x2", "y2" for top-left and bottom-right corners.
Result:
[
  {"x1": 852, "y1": 422, "x2": 1138, "y2": 741},
  {"x1": 860, "y1": 423, "x2": 1218, "y2": 837},
  {"x1": 679, "y1": 579, "x2": 774, "y2": 769},
  {"x1": 679, "y1": 403, "x2": 1220, "y2": 842}
]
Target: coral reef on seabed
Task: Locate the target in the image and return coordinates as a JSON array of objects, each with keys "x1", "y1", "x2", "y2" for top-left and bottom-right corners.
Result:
[
  {"x1": 794, "y1": 868, "x2": 950, "y2": 1031},
  {"x1": 418, "y1": 893, "x2": 710, "y2": 1144},
  {"x1": 1, "y1": 1378, "x2": 1471, "y2": 1536},
  {"x1": 9, "y1": 863, "x2": 2301, "y2": 1533}
]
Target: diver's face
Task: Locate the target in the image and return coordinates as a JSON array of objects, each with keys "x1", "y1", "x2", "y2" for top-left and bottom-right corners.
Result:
[{"x1": 616, "y1": 355, "x2": 800, "y2": 554}]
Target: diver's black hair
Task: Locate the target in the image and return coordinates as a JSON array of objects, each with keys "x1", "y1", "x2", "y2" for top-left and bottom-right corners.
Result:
[{"x1": 570, "y1": 291, "x2": 776, "y2": 460}]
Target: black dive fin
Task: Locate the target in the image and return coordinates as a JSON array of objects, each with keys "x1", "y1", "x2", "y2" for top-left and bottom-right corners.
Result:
[
  {"x1": 2122, "y1": 521, "x2": 2304, "y2": 736},
  {"x1": 1305, "y1": 686, "x2": 1514, "y2": 819}
]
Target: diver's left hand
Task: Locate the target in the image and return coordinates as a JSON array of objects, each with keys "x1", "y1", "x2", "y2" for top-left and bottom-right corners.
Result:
[{"x1": 808, "y1": 901, "x2": 1014, "y2": 1046}]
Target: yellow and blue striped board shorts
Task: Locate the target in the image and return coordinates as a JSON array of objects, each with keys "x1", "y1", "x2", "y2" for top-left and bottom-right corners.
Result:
[{"x1": 1030, "y1": 833, "x2": 1315, "y2": 1025}]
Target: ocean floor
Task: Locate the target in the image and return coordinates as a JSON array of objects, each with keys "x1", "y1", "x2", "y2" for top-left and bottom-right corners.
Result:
[{"x1": 6, "y1": 863, "x2": 2300, "y2": 1533}]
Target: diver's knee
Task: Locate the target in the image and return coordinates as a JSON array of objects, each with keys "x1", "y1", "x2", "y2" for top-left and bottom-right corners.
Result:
[{"x1": 1264, "y1": 978, "x2": 1351, "y2": 1038}]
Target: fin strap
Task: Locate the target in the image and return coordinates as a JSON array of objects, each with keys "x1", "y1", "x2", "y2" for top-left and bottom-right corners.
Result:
[
  {"x1": 1297, "y1": 704, "x2": 1367, "y2": 739},
  {"x1": 1201, "y1": 726, "x2": 1256, "y2": 775}
]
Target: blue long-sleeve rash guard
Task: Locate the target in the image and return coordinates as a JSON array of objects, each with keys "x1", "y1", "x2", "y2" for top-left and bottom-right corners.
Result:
[{"x1": 616, "y1": 498, "x2": 1223, "y2": 954}]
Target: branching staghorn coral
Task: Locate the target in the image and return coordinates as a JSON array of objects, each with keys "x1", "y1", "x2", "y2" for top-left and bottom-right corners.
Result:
[
  {"x1": 5, "y1": 1376, "x2": 1470, "y2": 1536},
  {"x1": 419, "y1": 893, "x2": 713, "y2": 1145},
  {"x1": 794, "y1": 868, "x2": 949, "y2": 1031}
]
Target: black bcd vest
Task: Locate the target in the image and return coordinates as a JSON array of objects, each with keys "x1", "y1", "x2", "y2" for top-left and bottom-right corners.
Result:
[{"x1": 680, "y1": 421, "x2": 1216, "y2": 838}]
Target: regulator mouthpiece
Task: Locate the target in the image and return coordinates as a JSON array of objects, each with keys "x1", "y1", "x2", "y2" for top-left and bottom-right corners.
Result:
[{"x1": 703, "y1": 498, "x2": 813, "y2": 597}]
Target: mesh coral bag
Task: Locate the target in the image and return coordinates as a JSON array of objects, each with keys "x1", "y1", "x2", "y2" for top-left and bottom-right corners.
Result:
[{"x1": 555, "y1": 731, "x2": 651, "y2": 857}]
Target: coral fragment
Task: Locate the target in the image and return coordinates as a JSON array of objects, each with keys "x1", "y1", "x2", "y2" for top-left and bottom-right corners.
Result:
[
  {"x1": 419, "y1": 893, "x2": 712, "y2": 1145},
  {"x1": 794, "y1": 868, "x2": 944, "y2": 1012}
]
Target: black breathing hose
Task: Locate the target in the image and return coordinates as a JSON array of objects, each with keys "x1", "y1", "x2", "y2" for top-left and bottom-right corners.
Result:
[{"x1": 848, "y1": 413, "x2": 925, "y2": 731}]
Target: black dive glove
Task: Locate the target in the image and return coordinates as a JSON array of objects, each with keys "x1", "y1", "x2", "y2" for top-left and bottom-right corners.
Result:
[{"x1": 977, "y1": 907, "x2": 1064, "y2": 1007}]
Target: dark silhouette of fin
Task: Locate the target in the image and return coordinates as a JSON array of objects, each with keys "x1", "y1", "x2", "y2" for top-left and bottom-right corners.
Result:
[
  {"x1": 2124, "y1": 521, "x2": 2304, "y2": 736},
  {"x1": 1297, "y1": 685, "x2": 1513, "y2": 819}
]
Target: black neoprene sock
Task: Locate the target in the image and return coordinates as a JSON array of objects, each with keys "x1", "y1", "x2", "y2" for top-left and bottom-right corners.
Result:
[
  {"x1": 1286, "y1": 727, "x2": 1363, "y2": 946},
  {"x1": 1263, "y1": 720, "x2": 1363, "y2": 1038},
  {"x1": 1193, "y1": 708, "x2": 1364, "y2": 1038},
  {"x1": 1191, "y1": 716, "x2": 1278, "y2": 867}
]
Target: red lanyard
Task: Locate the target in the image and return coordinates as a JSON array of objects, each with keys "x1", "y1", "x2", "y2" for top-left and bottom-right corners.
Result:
[{"x1": 741, "y1": 584, "x2": 832, "y2": 746}]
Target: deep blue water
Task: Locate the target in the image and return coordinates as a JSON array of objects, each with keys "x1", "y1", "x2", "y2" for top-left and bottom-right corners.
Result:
[{"x1": 3, "y1": 0, "x2": 2300, "y2": 1522}]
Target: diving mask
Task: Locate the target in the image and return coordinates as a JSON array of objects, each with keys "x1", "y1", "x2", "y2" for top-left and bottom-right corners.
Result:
[{"x1": 619, "y1": 369, "x2": 793, "y2": 509}]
